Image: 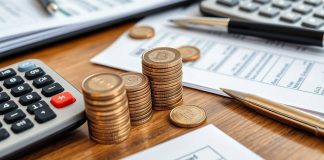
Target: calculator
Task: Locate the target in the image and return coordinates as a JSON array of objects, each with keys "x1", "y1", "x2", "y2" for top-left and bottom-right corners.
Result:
[
  {"x1": 200, "y1": 0, "x2": 324, "y2": 30},
  {"x1": 0, "y1": 59, "x2": 85, "y2": 159}
]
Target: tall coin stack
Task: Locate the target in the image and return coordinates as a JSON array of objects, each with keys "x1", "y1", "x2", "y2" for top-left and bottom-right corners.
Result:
[
  {"x1": 121, "y1": 72, "x2": 153, "y2": 125},
  {"x1": 142, "y1": 47, "x2": 184, "y2": 110},
  {"x1": 82, "y1": 73, "x2": 131, "y2": 144}
]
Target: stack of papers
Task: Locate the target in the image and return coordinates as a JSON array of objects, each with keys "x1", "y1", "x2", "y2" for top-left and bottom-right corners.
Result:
[
  {"x1": 0, "y1": 0, "x2": 188, "y2": 56},
  {"x1": 91, "y1": 4, "x2": 324, "y2": 115}
]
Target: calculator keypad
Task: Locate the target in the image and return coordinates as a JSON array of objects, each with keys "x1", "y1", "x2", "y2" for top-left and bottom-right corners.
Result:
[
  {"x1": 0, "y1": 60, "x2": 76, "y2": 139},
  {"x1": 202, "y1": 0, "x2": 324, "y2": 30}
]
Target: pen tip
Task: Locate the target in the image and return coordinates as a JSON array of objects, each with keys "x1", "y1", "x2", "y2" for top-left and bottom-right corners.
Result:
[
  {"x1": 220, "y1": 88, "x2": 246, "y2": 100},
  {"x1": 169, "y1": 19, "x2": 175, "y2": 23}
]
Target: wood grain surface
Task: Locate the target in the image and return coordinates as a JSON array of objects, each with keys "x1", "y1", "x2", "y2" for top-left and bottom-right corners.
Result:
[{"x1": 1, "y1": 21, "x2": 323, "y2": 160}]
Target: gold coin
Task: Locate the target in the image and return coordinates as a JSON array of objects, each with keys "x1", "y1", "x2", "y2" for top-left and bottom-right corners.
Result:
[
  {"x1": 85, "y1": 98, "x2": 128, "y2": 112},
  {"x1": 143, "y1": 68, "x2": 182, "y2": 79},
  {"x1": 177, "y1": 46, "x2": 201, "y2": 62},
  {"x1": 129, "y1": 100, "x2": 152, "y2": 110},
  {"x1": 90, "y1": 132, "x2": 129, "y2": 144},
  {"x1": 142, "y1": 66, "x2": 182, "y2": 76},
  {"x1": 82, "y1": 73, "x2": 124, "y2": 99},
  {"x1": 142, "y1": 63, "x2": 182, "y2": 73},
  {"x1": 130, "y1": 109, "x2": 152, "y2": 121},
  {"x1": 121, "y1": 72, "x2": 149, "y2": 92},
  {"x1": 169, "y1": 105, "x2": 206, "y2": 128},
  {"x1": 145, "y1": 73, "x2": 183, "y2": 82},
  {"x1": 142, "y1": 47, "x2": 182, "y2": 68},
  {"x1": 151, "y1": 88, "x2": 183, "y2": 98},
  {"x1": 127, "y1": 88, "x2": 151, "y2": 101},
  {"x1": 89, "y1": 120, "x2": 130, "y2": 134},
  {"x1": 149, "y1": 76, "x2": 182, "y2": 85},
  {"x1": 128, "y1": 26, "x2": 155, "y2": 39},
  {"x1": 126, "y1": 86, "x2": 150, "y2": 98},
  {"x1": 84, "y1": 91, "x2": 127, "y2": 106},
  {"x1": 131, "y1": 113, "x2": 153, "y2": 126},
  {"x1": 153, "y1": 99, "x2": 184, "y2": 110}
]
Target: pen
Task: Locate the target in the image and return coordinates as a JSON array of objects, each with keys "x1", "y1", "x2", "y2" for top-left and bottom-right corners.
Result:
[
  {"x1": 39, "y1": 0, "x2": 59, "y2": 14},
  {"x1": 220, "y1": 88, "x2": 324, "y2": 137},
  {"x1": 170, "y1": 17, "x2": 324, "y2": 47}
]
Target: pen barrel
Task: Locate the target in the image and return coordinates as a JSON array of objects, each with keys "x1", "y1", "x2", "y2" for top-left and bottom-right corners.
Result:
[
  {"x1": 245, "y1": 96, "x2": 324, "y2": 136},
  {"x1": 228, "y1": 20, "x2": 324, "y2": 47}
]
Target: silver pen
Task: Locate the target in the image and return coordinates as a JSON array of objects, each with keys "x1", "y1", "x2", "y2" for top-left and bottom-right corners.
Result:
[{"x1": 39, "y1": 0, "x2": 59, "y2": 14}]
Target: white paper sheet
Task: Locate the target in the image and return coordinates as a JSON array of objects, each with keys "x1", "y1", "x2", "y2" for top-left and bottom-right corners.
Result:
[
  {"x1": 0, "y1": 0, "x2": 184, "y2": 40},
  {"x1": 91, "y1": 4, "x2": 324, "y2": 114},
  {"x1": 123, "y1": 125, "x2": 263, "y2": 160}
]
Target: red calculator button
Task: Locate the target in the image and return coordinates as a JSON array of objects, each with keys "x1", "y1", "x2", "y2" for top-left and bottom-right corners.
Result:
[{"x1": 50, "y1": 92, "x2": 76, "y2": 108}]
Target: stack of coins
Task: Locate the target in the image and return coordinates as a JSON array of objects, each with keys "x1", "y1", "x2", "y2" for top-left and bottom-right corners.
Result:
[
  {"x1": 82, "y1": 73, "x2": 131, "y2": 144},
  {"x1": 121, "y1": 72, "x2": 153, "y2": 125},
  {"x1": 142, "y1": 47, "x2": 184, "y2": 110}
]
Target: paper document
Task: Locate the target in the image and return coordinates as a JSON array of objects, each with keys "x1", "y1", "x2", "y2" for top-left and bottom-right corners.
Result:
[
  {"x1": 123, "y1": 125, "x2": 263, "y2": 160},
  {"x1": 0, "y1": 0, "x2": 188, "y2": 54},
  {"x1": 91, "y1": 4, "x2": 324, "y2": 114}
]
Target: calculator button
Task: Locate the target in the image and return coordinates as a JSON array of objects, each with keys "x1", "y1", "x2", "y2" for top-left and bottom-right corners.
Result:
[
  {"x1": 259, "y1": 7, "x2": 280, "y2": 17},
  {"x1": 0, "y1": 92, "x2": 10, "y2": 103},
  {"x1": 34, "y1": 106, "x2": 56, "y2": 123},
  {"x1": 11, "y1": 118, "x2": 34, "y2": 134},
  {"x1": 304, "y1": 0, "x2": 323, "y2": 6},
  {"x1": 27, "y1": 101, "x2": 49, "y2": 114},
  {"x1": 3, "y1": 76, "x2": 25, "y2": 89},
  {"x1": 33, "y1": 75, "x2": 54, "y2": 88},
  {"x1": 25, "y1": 67, "x2": 45, "y2": 80},
  {"x1": 42, "y1": 83, "x2": 64, "y2": 97},
  {"x1": 4, "y1": 109, "x2": 26, "y2": 124},
  {"x1": 292, "y1": 4, "x2": 312, "y2": 15},
  {"x1": 272, "y1": 0, "x2": 291, "y2": 9},
  {"x1": 253, "y1": 0, "x2": 270, "y2": 4},
  {"x1": 240, "y1": 2, "x2": 259, "y2": 12},
  {"x1": 19, "y1": 92, "x2": 41, "y2": 106},
  {"x1": 18, "y1": 61, "x2": 36, "y2": 72},
  {"x1": 0, "y1": 101, "x2": 18, "y2": 115},
  {"x1": 0, "y1": 69, "x2": 16, "y2": 81},
  {"x1": 314, "y1": 10, "x2": 324, "y2": 19},
  {"x1": 302, "y1": 17, "x2": 324, "y2": 28},
  {"x1": 11, "y1": 83, "x2": 32, "y2": 97},
  {"x1": 0, "y1": 128, "x2": 10, "y2": 141},
  {"x1": 51, "y1": 92, "x2": 76, "y2": 108},
  {"x1": 280, "y1": 12, "x2": 301, "y2": 23},
  {"x1": 216, "y1": 0, "x2": 239, "y2": 7}
]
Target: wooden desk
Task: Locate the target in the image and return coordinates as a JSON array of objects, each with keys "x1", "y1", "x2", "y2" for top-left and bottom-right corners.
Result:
[{"x1": 1, "y1": 21, "x2": 323, "y2": 160}]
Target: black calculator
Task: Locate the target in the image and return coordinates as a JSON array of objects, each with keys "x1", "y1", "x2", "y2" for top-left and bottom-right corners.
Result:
[
  {"x1": 0, "y1": 59, "x2": 85, "y2": 159},
  {"x1": 201, "y1": 0, "x2": 324, "y2": 30}
]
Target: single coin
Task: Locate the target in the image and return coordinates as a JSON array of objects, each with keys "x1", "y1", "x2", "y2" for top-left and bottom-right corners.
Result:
[
  {"x1": 121, "y1": 72, "x2": 149, "y2": 92},
  {"x1": 142, "y1": 47, "x2": 182, "y2": 68},
  {"x1": 153, "y1": 99, "x2": 184, "y2": 111},
  {"x1": 169, "y1": 105, "x2": 206, "y2": 128},
  {"x1": 127, "y1": 88, "x2": 151, "y2": 101},
  {"x1": 131, "y1": 113, "x2": 153, "y2": 126},
  {"x1": 142, "y1": 63, "x2": 182, "y2": 73},
  {"x1": 142, "y1": 68, "x2": 182, "y2": 79},
  {"x1": 149, "y1": 76, "x2": 182, "y2": 85},
  {"x1": 84, "y1": 91, "x2": 127, "y2": 106},
  {"x1": 128, "y1": 26, "x2": 155, "y2": 39},
  {"x1": 126, "y1": 85, "x2": 150, "y2": 98},
  {"x1": 177, "y1": 46, "x2": 201, "y2": 62},
  {"x1": 82, "y1": 73, "x2": 125, "y2": 99}
]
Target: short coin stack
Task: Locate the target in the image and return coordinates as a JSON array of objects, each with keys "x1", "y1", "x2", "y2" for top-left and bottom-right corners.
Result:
[
  {"x1": 82, "y1": 73, "x2": 131, "y2": 144},
  {"x1": 142, "y1": 47, "x2": 184, "y2": 110},
  {"x1": 121, "y1": 72, "x2": 153, "y2": 125}
]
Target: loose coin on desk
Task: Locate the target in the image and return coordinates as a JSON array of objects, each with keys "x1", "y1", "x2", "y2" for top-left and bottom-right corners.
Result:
[
  {"x1": 176, "y1": 46, "x2": 200, "y2": 62},
  {"x1": 169, "y1": 105, "x2": 207, "y2": 128},
  {"x1": 128, "y1": 26, "x2": 155, "y2": 39}
]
